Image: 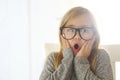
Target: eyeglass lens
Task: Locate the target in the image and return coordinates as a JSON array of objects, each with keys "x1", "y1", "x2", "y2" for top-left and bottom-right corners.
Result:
[{"x1": 61, "y1": 27, "x2": 94, "y2": 40}]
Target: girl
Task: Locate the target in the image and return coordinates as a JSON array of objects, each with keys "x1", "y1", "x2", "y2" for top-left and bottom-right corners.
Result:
[{"x1": 40, "y1": 6, "x2": 113, "y2": 80}]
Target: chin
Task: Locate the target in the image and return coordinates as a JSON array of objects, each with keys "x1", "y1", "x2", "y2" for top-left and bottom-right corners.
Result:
[{"x1": 73, "y1": 51, "x2": 78, "y2": 56}]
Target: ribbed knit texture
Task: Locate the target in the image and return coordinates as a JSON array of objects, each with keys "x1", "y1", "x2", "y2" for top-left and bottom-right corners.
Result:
[{"x1": 39, "y1": 48, "x2": 113, "y2": 80}]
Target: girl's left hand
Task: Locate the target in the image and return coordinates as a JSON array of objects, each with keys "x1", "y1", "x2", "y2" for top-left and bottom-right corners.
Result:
[{"x1": 76, "y1": 37, "x2": 95, "y2": 58}]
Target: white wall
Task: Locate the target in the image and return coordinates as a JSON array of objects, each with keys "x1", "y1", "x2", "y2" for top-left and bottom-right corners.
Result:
[
  {"x1": 29, "y1": 0, "x2": 62, "y2": 79},
  {"x1": 0, "y1": 0, "x2": 30, "y2": 80}
]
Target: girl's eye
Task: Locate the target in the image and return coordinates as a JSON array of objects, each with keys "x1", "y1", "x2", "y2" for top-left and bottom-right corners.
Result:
[
  {"x1": 67, "y1": 28, "x2": 74, "y2": 32},
  {"x1": 81, "y1": 28, "x2": 93, "y2": 34},
  {"x1": 69, "y1": 29, "x2": 73, "y2": 32},
  {"x1": 83, "y1": 28, "x2": 88, "y2": 32}
]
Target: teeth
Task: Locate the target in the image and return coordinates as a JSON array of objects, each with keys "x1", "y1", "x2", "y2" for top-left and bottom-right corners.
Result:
[{"x1": 74, "y1": 44, "x2": 79, "y2": 49}]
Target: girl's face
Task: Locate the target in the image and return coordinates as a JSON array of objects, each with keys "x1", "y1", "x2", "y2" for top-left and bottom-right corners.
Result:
[{"x1": 62, "y1": 14, "x2": 94, "y2": 55}]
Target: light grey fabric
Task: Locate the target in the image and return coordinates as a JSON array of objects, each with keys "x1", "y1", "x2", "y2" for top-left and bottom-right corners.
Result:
[{"x1": 39, "y1": 48, "x2": 113, "y2": 80}]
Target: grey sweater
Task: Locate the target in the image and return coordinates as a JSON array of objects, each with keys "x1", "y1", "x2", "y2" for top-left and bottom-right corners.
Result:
[{"x1": 39, "y1": 48, "x2": 113, "y2": 80}]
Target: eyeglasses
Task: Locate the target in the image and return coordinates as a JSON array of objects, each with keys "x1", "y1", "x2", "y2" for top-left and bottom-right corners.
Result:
[{"x1": 60, "y1": 27, "x2": 95, "y2": 40}]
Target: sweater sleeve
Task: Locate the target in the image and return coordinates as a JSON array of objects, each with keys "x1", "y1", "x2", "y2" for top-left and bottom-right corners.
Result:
[
  {"x1": 74, "y1": 49, "x2": 113, "y2": 80},
  {"x1": 39, "y1": 48, "x2": 74, "y2": 80}
]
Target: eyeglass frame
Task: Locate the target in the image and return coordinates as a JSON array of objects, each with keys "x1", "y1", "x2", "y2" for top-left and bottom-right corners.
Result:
[{"x1": 60, "y1": 26, "x2": 96, "y2": 41}]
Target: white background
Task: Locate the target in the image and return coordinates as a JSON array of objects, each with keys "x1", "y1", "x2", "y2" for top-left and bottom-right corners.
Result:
[
  {"x1": 0, "y1": 0, "x2": 120, "y2": 80},
  {"x1": 116, "y1": 62, "x2": 120, "y2": 80}
]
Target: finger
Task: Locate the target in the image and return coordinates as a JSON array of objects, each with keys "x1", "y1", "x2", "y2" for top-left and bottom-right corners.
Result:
[
  {"x1": 85, "y1": 37, "x2": 95, "y2": 54},
  {"x1": 87, "y1": 36, "x2": 96, "y2": 51},
  {"x1": 84, "y1": 41, "x2": 93, "y2": 57},
  {"x1": 61, "y1": 35, "x2": 71, "y2": 48},
  {"x1": 77, "y1": 41, "x2": 89, "y2": 57},
  {"x1": 81, "y1": 41, "x2": 88, "y2": 51},
  {"x1": 61, "y1": 35, "x2": 66, "y2": 48},
  {"x1": 84, "y1": 41, "x2": 90, "y2": 51},
  {"x1": 65, "y1": 40, "x2": 71, "y2": 48},
  {"x1": 86, "y1": 41, "x2": 93, "y2": 51},
  {"x1": 62, "y1": 34, "x2": 69, "y2": 48}
]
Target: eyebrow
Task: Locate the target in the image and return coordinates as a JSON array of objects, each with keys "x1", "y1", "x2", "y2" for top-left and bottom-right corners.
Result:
[
  {"x1": 65, "y1": 25, "x2": 75, "y2": 27},
  {"x1": 65, "y1": 25, "x2": 92, "y2": 28}
]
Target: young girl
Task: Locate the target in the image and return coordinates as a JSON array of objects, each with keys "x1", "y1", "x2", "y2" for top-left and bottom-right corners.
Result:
[{"x1": 39, "y1": 6, "x2": 113, "y2": 80}]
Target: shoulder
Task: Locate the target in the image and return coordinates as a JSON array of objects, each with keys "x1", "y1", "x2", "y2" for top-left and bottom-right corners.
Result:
[
  {"x1": 95, "y1": 49, "x2": 113, "y2": 80},
  {"x1": 43, "y1": 52, "x2": 58, "y2": 69},
  {"x1": 96, "y1": 49, "x2": 111, "y2": 64},
  {"x1": 97, "y1": 49, "x2": 110, "y2": 58},
  {"x1": 46, "y1": 52, "x2": 57, "y2": 62}
]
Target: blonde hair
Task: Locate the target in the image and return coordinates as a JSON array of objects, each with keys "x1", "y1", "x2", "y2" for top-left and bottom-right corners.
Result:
[{"x1": 54, "y1": 6, "x2": 100, "y2": 71}]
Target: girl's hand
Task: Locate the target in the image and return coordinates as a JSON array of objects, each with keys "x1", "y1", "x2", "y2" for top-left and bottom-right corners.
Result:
[
  {"x1": 61, "y1": 36, "x2": 71, "y2": 48},
  {"x1": 76, "y1": 36, "x2": 95, "y2": 58}
]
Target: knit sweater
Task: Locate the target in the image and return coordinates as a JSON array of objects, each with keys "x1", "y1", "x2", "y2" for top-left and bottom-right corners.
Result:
[{"x1": 39, "y1": 48, "x2": 113, "y2": 80}]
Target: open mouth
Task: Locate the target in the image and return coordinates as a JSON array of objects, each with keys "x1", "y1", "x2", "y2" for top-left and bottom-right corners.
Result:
[
  {"x1": 73, "y1": 44, "x2": 81, "y2": 55},
  {"x1": 74, "y1": 44, "x2": 79, "y2": 49}
]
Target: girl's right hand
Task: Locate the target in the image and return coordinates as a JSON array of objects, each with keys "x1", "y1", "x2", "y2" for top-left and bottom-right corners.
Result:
[{"x1": 61, "y1": 36, "x2": 71, "y2": 48}]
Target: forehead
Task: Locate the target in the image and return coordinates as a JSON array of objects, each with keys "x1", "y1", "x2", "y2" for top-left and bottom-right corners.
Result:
[{"x1": 65, "y1": 14, "x2": 93, "y2": 28}]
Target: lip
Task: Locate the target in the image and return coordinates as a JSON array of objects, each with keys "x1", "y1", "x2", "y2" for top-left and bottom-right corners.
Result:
[{"x1": 73, "y1": 43, "x2": 81, "y2": 54}]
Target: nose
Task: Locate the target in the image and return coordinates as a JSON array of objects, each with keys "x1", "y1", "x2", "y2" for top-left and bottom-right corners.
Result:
[{"x1": 74, "y1": 31, "x2": 81, "y2": 40}]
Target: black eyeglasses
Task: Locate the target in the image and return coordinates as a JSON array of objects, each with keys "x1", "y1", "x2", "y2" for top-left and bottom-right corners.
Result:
[{"x1": 60, "y1": 27, "x2": 95, "y2": 40}]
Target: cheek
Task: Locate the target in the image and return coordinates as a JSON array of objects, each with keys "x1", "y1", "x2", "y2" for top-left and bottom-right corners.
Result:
[{"x1": 68, "y1": 40, "x2": 74, "y2": 45}]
